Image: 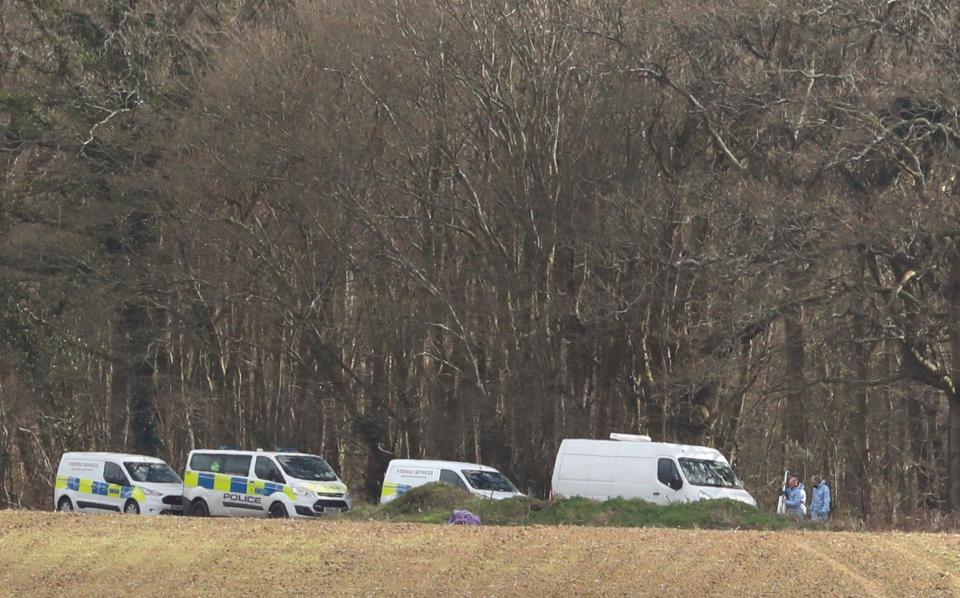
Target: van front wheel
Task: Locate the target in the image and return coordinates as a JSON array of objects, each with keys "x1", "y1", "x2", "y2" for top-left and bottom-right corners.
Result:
[
  {"x1": 268, "y1": 502, "x2": 288, "y2": 519},
  {"x1": 190, "y1": 499, "x2": 209, "y2": 517},
  {"x1": 57, "y1": 496, "x2": 74, "y2": 512},
  {"x1": 123, "y1": 500, "x2": 140, "y2": 515}
]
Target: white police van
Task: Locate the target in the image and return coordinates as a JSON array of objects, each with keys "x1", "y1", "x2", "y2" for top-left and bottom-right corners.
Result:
[
  {"x1": 54, "y1": 452, "x2": 184, "y2": 515},
  {"x1": 182, "y1": 448, "x2": 351, "y2": 518}
]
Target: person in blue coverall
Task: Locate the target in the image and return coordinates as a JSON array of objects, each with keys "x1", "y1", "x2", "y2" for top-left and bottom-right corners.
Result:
[
  {"x1": 782, "y1": 476, "x2": 806, "y2": 517},
  {"x1": 810, "y1": 475, "x2": 831, "y2": 521}
]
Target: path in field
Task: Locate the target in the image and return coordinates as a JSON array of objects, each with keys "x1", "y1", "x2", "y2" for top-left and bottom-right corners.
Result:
[{"x1": 0, "y1": 512, "x2": 957, "y2": 596}]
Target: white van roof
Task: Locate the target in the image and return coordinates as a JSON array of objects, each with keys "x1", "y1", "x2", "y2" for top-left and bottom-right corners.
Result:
[
  {"x1": 61, "y1": 452, "x2": 167, "y2": 463},
  {"x1": 388, "y1": 459, "x2": 500, "y2": 473},
  {"x1": 559, "y1": 439, "x2": 726, "y2": 461},
  {"x1": 187, "y1": 449, "x2": 320, "y2": 460}
]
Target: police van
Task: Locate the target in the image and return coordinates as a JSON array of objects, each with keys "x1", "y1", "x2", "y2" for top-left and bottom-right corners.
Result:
[
  {"x1": 54, "y1": 452, "x2": 184, "y2": 515},
  {"x1": 182, "y1": 448, "x2": 351, "y2": 518}
]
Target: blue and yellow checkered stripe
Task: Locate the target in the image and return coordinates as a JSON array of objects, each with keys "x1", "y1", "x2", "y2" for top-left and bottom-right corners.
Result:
[
  {"x1": 184, "y1": 471, "x2": 295, "y2": 500},
  {"x1": 56, "y1": 476, "x2": 146, "y2": 501},
  {"x1": 380, "y1": 481, "x2": 412, "y2": 501}
]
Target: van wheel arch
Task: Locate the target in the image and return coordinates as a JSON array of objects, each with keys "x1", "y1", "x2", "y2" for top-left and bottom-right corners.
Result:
[
  {"x1": 123, "y1": 499, "x2": 140, "y2": 515},
  {"x1": 268, "y1": 501, "x2": 289, "y2": 518},
  {"x1": 57, "y1": 496, "x2": 74, "y2": 512},
  {"x1": 190, "y1": 498, "x2": 210, "y2": 517}
]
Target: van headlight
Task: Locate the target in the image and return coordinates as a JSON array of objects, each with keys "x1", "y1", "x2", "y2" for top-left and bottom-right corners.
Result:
[
  {"x1": 291, "y1": 484, "x2": 316, "y2": 498},
  {"x1": 140, "y1": 487, "x2": 162, "y2": 497},
  {"x1": 697, "y1": 490, "x2": 710, "y2": 501}
]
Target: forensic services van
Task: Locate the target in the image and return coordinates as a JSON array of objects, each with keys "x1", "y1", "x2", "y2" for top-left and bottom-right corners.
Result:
[
  {"x1": 182, "y1": 448, "x2": 351, "y2": 518},
  {"x1": 379, "y1": 459, "x2": 523, "y2": 504},
  {"x1": 550, "y1": 433, "x2": 757, "y2": 507},
  {"x1": 54, "y1": 452, "x2": 184, "y2": 515}
]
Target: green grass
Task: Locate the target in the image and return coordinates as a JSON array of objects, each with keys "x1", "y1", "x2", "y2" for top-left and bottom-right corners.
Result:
[{"x1": 346, "y1": 483, "x2": 801, "y2": 530}]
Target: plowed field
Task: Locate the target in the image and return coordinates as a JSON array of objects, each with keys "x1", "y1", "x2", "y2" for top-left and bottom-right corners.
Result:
[{"x1": 0, "y1": 512, "x2": 957, "y2": 596}]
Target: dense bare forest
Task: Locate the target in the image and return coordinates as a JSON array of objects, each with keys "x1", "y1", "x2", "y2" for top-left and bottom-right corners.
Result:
[{"x1": 2, "y1": 0, "x2": 959, "y2": 521}]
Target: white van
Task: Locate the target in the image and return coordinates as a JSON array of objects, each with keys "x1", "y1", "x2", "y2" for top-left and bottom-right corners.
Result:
[
  {"x1": 379, "y1": 459, "x2": 523, "y2": 504},
  {"x1": 54, "y1": 452, "x2": 184, "y2": 515},
  {"x1": 182, "y1": 448, "x2": 350, "y2": 518},
  {"x1": 550, "y1": 434, "x2": 757, "y2": 507}
]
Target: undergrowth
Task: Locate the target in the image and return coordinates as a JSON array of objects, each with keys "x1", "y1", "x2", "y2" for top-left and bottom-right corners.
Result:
[{"x1": 346, "y1": 483, "x2": 803, "y2": 530}]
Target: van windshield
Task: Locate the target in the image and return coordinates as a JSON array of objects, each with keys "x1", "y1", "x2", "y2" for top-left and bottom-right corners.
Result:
[
  {"x1": 276, "y1": 455, "x2": 338, "y2": 482},
  {"x1": 124, "y1": 462, "x2": 181, "y2": 484},
  {"x1": 462, "y1": 470, "x2": 517, "y2": 493},
  {"x1": 677, "y1": 458, "x2": 741, "y2": 488}
]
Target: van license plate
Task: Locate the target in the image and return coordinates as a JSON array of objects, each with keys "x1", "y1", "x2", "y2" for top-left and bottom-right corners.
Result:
[{"x1": 322, "y1": 507, "x2": 342, "y2": 513}]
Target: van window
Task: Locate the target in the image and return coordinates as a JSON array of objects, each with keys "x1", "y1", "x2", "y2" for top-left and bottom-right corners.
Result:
[
  {"x1": 221, "y1": 455, "x2": 251, "y2": 476},
  {"x1": 657, "y1": 458, "x2": 682, "y2": 490},
  {"x1": 125, "y1": 462, "x2": 181, "y2": 484},
  {"x1": 103, "y1": 462, "x2": 129, "y2": 486},
  {"x1": 255, "y1": 457, "x2": 285, "y2": 483},
  {"x1": 190, "y1": 453, "x2": 217, "y2": 473},
  {"x1": 191, "y1": 453, "x2": 251, "y2": 476},
  {"x1": 462, "y1": 470, "x2": 517, "y2": 493},
  {"x1": 678, "y1": 458, "x2": 741, "y2": 488},
  {"x1": 439, "y1": 469, "x2": 468, "y2": 490},
  {"x1": 276, "y1": 455, "x2": 337, "y2": 481}
]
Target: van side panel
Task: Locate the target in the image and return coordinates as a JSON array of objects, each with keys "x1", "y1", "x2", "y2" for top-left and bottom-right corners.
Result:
[
  {"x1": 611, "y1": 455, "x2": 655, "y2": 500},
  {"x1": 553, "y1": 440, "x2": 622, "y2": 499},
  {"x1": 557, "y1": 440, "x2": 617, "y2": 481},
  {"x1": 61, "y1": 456, "x2": 103, "y2": 481},
  {"x1": 380, "y1": 462, "x2": 439, "y2": 504},
  {"x1": 64, "y1": 459, "x2": 105, "y2": 512},
  {"x1": 553, "y1": 440, "x2": 673, "y2": 502}
]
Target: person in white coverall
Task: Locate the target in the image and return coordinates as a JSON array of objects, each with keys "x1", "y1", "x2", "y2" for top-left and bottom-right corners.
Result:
[
  {"x1": 781, "y1": 476, "x2": 806, "y2": 517},
  {"x1": 809, "y1": 475, "x2": 831, "y2": 521}
]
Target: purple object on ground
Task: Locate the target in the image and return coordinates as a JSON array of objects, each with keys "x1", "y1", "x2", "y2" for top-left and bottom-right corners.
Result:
[{"x1": 448, "y1": 509, "x2": 481, "y2": 525}]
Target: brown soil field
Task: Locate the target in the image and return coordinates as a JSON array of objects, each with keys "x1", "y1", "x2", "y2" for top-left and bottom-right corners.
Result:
[{"x1": 0, "y1": 511, "x2": 957, "y2": 597}]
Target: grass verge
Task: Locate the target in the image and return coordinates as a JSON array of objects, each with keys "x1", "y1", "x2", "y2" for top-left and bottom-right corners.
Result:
[{"x1": 345, "y1": 483, "x2": 801, "y2": 530}]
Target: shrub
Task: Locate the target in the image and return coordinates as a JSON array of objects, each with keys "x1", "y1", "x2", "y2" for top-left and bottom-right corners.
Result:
[
  {"x1": 354, "y1": 491, "x2": 801, "y2": 530},
  {"x1": 384, "y1": 482, "x2": 473, "y2": 515}
]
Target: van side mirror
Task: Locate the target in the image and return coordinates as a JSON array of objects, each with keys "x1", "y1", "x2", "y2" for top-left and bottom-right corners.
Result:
[{"x1": 669, "y1": 476, "x2": 683, "y2": 491}]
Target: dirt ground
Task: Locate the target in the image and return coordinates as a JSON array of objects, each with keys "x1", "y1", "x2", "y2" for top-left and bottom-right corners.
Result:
[{"x1": 0, "y1": 512, "x2": 957, "y2": 597}]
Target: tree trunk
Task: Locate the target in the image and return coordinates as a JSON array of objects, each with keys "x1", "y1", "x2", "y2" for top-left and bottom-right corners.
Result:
[
  {"x1": 721, "y1": 338, "x2": 753, "y2": 463},
  {"x1": 946, "y1": 246, "x2": 960, "y2": 511},
  {"x1": 851, "y1": 252, "x2": 873, "y2": 517},
  {"x1": 119, "y1": 300, "x2": 161, "y2": 454},
  {"x1": 852, "y1": 377, "x2": 872, "y2": 516},
  {"x1": 783, "y1": 307, "x2": 807, "y2": 446}
]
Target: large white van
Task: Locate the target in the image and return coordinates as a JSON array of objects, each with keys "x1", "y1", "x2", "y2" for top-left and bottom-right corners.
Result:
[
  {"x1": 54, "y1": 452, "x2": 184, "y2": 515},
  {"x1": 550, "y1": 434, "x2": 757, "y2": 507},
  {"x1": 379, "y1": 459, "x2": 523, "y2": 504},
  {"x1": 182, "y1": 448, "x2": 351, "y2": 518}
]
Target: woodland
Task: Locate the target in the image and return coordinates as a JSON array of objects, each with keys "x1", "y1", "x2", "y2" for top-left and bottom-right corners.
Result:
[{"x1": 2, "y1": 0, "x2": 960, "y2": 520}]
